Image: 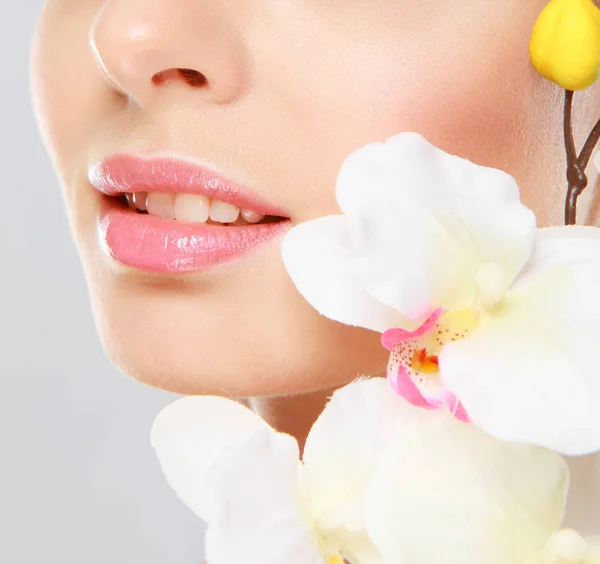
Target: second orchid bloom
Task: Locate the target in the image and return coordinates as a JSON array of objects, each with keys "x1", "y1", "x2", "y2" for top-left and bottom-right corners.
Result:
[
  {"x1": 281, "y1": 132, "x2": 600, "y2": 456},
  {"x1": 152, "y1": 378, "x2": 579, "y2": 564}
]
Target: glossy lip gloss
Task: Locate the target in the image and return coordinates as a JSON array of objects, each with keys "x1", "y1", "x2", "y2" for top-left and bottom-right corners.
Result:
[{"x1": 89, "y1": 154, "x2": 291, "y2": 273}]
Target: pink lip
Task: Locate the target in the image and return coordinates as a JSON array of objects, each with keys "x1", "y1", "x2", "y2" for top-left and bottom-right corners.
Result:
[
  {"x1": 88, "y1": 154, "x2": 289, "y2": 217},
  {"x1": 90, "y1": 154, "x2": 291, "y2": 273}
]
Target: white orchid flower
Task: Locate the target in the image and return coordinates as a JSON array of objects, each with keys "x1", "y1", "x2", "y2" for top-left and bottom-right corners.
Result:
[
  {"x1": 362, "y1": 398, "x2": 598, "y2": 564},
  {"x1": 151, "y1": 378, "x2": 398, "y2": 564},
  {"x1": 152, "y1": 378, "x2": 581, "y2": 564},
  {"x1": 281, "y1": 132, "x2": 600, "y2": 455}
]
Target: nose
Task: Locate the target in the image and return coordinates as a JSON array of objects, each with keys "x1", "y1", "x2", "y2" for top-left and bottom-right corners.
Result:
[{"x1": 89, "y1": 0, "x2": 249, "y2": 107}]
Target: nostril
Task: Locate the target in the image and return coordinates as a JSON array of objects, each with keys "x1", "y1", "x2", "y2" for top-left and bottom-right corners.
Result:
[
  {"x1": 151, "y1": 69, "x2": 208, "y2": 88},
  {"x1": 178, "y1": 69, "x2": 208, "y2": 87}
]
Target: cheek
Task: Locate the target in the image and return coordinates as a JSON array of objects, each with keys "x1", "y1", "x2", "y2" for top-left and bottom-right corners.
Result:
[
  {"x1": 265, "y1": 2, "x2": 563, "y2": 221},
  {"x1": 357, "y1": 48, "x2": 562, "y2": 224},
  {"x1": 31, "y1": 3, "x2": 113, "y2": 185},
  {"x1": 31, "y1": 1, "x2": 131, "y2": 253},
  {"x1": 330, "y1": 26, "x2": 545, "y2": 163}
]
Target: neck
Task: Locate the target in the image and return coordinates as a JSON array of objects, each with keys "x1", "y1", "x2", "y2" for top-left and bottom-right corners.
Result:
[
  {"x1": 563, "y1": 453, "x2": 600, "y2": 534},
  {"x1": 247, "y1": 386, "x2": 337, "y2": 454}
]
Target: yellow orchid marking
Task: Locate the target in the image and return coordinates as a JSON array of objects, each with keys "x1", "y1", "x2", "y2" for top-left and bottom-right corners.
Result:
[
  {"x1": 431, "y1": 308, "x2": 480, "y2": 355},
  {"x1": 327, "y1": 554, "x2": 345, "y2": 564},
  {"x1": 529, "y1": 0, "x2": 600, "y2": 90}
]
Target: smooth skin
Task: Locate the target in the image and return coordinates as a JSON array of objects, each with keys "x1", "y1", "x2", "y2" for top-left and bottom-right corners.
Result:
[{"x1": 30, "y1": 0, "x2": 600, "y2": 529}]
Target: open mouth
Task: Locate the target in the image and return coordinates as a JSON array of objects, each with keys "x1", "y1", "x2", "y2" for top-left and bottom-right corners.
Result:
[
  {"x1": 92, "y1": 154, "x2": 292, "y2": 272},
  {"x1": 114, "y1": 191, "x2": 288, "y2": 226}
]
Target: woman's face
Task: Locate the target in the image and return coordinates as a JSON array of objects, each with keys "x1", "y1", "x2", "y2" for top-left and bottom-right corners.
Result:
[{"x1": 30, "y1": 0, "x2": 600, "y2": 396}]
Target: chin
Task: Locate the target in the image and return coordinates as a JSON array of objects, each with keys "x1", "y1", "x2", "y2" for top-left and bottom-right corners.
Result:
[{"x1": 84, "y1": 256, "x2": 390, "y2": 398}]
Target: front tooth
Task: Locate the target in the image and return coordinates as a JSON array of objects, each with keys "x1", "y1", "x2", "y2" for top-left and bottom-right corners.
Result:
[
  {"x1": 133, "y1": 192, "x2": 147, "y2": 211},
  {"x1": 125, "y1": 193, "x2": 135, "y2": 209},
  {"x1": 147, "y1": 192, "x2": 175, "y2": 219},
  {"x1": 241, "y1": 209, "x2": 266, "y2": 224},
  {"x1": 174, "y1": 193, "x2": 210, "y2": 223},
  {"x1": 210, "y1": 200, "x2": 240, "y2": 223}
]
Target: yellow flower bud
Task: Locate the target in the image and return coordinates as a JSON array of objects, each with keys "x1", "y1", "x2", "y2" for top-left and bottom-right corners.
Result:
[{"x1": 529, "y1": 0, "x2": 600, "y2": 90}]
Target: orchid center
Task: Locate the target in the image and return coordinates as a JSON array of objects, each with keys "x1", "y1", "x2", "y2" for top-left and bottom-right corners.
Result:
[
  {"x1": 327, "y1": 554, "x2": 346, "y2": 564},
  {"x1": 382, "y1": 307, "x2": 479, "y2": 421}
]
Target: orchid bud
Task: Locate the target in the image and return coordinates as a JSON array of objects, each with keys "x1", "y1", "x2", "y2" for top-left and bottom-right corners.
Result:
[{"x1": 529, "y1": 0, "x2": 600, "y2": 90}]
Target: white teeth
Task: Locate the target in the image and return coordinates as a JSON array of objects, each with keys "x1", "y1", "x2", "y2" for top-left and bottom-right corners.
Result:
[
  {"x1": 133, "y1": 192, "x2": 147, "y2": 211},
  {"x1": 210, "y1": 199, "x2": 240, "y2": 223},
  {"x1": 241, "y1": 209, "x2": 266, "y2": 224},
  {"x1": 174, "y1": 193, "x2": 210, "y2": 223},
  {"x1": 147, "y1": 192, "x2": 175, "y2": 219},
  {"x1": 130, "y1": 192, "x2": 266, "y2": 225}
]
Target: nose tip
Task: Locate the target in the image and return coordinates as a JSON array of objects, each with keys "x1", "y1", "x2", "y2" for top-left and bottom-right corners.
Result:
[{"x1": 89, "y1": 2, "x2": 248, "y2": 107}]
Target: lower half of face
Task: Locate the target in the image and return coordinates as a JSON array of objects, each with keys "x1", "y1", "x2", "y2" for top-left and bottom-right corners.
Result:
[
  {"x1": 79, "y1": 218, "x2": 389, "y2": 396},
  {"x1": 31, "y1": 0, "x2": 600, "y2": 396}
]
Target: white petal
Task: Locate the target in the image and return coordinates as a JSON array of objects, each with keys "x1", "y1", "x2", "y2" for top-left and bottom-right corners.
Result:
[
  {"x1": 151, "y1": 396, "x2": 271, "y2": 522},
  {"x1": 302, "y1": 378, "x2": 431, "y2": 563},
  {"x1": 281, "y1": 215, "x2": 412, "y2": 332},
  {"x1": 542, "y1": 530, "x2": 600, "y2": 564},
  {"x1": 336, "y1": 132, "x2": 536, "y2": 318},
  {"x1": 364, "y1": 411, "x2": 568, "y2": 564},
  {"x1": 542, "y1": 529, "x2": 589, "y2": 564},
  {"x1": 442, "y1": 226, "x2": 600, "y2": 455},
  {"x1": 205, "y1": 428, "x2": 325, "y2": 564}
]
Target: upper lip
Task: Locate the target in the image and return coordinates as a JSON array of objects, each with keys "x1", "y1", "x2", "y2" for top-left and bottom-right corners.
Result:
[{"x1": 88, "y1": 154, "x2": 289, "y2": 217}]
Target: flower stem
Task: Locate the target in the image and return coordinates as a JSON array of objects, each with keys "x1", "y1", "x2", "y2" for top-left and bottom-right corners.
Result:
[
  {"x1": 578, "y1": 115, "x2": 600, "y2": 171},
  {"x1": 563, "y1": 89, "x2": 598, "y2": 225}
]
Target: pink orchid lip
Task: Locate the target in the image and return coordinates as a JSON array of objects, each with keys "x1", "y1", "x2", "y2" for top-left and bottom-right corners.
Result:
[
  {"x1": 381, "y1": 308, "x2": 442, "y2": 351},
  {"x1": 88, "y1": 153, "x2": 290, "y2": 218},
  {"x1": 382, "y1": 308, "x2": 471, "y2": 423}
]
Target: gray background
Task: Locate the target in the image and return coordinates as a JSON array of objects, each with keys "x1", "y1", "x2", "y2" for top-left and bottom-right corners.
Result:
[{"x1": 0, "y1": 3, "x2": 206, "y2": 562}]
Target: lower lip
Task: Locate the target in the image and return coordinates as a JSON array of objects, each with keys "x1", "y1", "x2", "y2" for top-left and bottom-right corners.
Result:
[{"x1": 98, "y1": 197, "x2": 290, "y2": 273}]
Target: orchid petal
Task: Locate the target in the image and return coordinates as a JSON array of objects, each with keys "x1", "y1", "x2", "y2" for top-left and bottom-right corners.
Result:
[
  {"x1": 302, "y1": 378, "x2": 426, "y2": 563},
  {"x1": 542, "y1": 530, "x2": 600, "y2": 564},
  {"x1": 543, "y1": 529, "x2": 590, "y2": 564},
  {"x1": 442, "y1": 226, "x2": 600, "y2": 455},
  {"x1": 336, "y1": 132, "x2": 536, "y2": 318},
  {"x1": 205, "y1": 428, "x2": 325, "y2": 564},
  {"x1": 364, "y1": 411, "x2": 568, "y2": 564},
  {"x1": 151, "y1": 396, "x2": 271, "y2": 522},
  {"x1": 281, "y1": 215, "x2": 410, "y2": 332}
]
